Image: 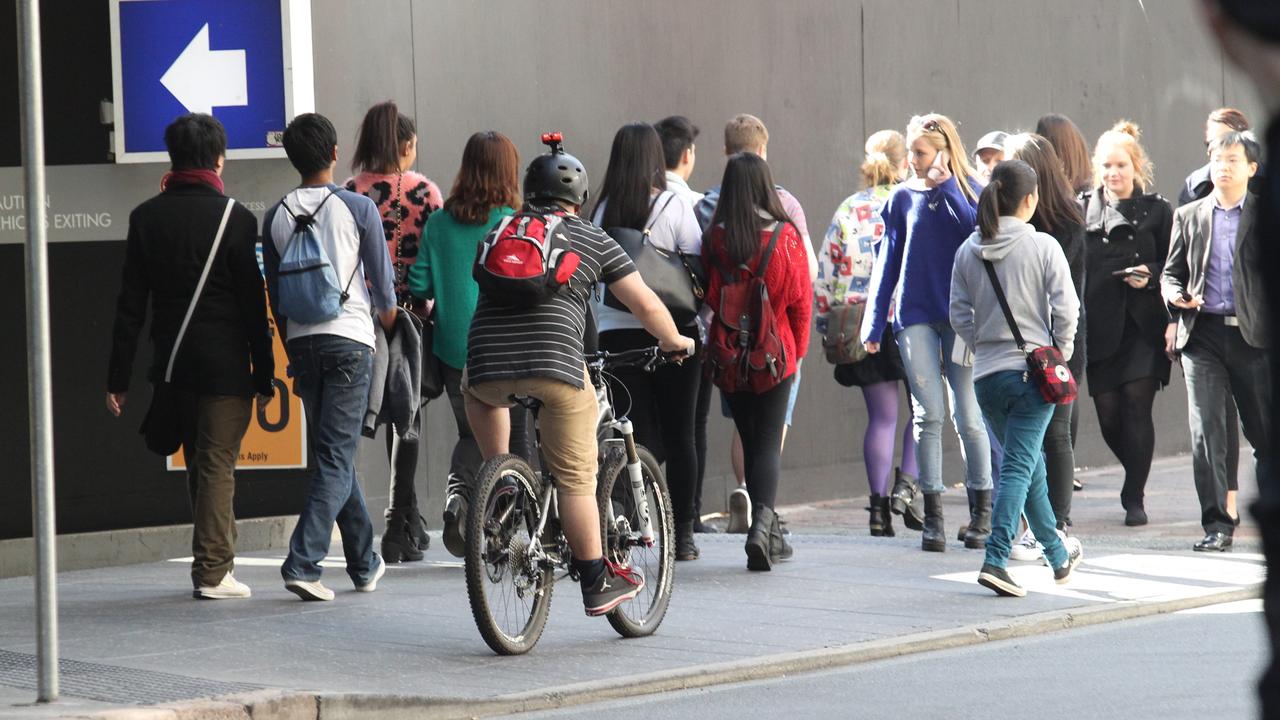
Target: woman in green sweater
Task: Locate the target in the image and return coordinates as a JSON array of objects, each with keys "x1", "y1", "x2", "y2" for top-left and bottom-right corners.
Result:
[{"x1": 408, "y1": 131, "x2": 522, "y2": 558}]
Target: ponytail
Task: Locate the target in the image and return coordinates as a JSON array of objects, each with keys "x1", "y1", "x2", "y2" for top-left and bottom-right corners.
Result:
[
  {"x1": 351, "y1": 100, "x2": 418, "y2": 174},
  {"x1": 977, "y1": 160, "x2": 1038, "y2": 240}
]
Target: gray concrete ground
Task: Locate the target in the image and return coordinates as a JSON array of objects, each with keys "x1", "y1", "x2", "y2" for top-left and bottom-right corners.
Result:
[
  {"x1": 0, "y1": 452, "x2": 1265, "y2": 719},
  {"x1": 507, "y1": 599, "x2": 1267, "y2": 719}
]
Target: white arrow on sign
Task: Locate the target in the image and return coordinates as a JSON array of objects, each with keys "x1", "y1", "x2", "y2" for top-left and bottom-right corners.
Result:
[{"x1": 160, "y1": 23, "x2": 248, "y2": 114}]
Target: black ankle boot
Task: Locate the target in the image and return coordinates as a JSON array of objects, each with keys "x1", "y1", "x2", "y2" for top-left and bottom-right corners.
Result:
[
  {"x1": 921, "y1": 492, "x2": 946, "y2": 552},
  {"x1": 676, "y1": 520, "x2": 700, "y2": 561},
  {"x1": 963, "y1": 488, "x2": 992, "y2": 549},
  {"x1": 869, "y1": 494, "x2": 895, "y2": 537},
  {"x1": 745, "y1": 504, "x2": 776, "y2": 571},
  {"x1": 381, "y1": 513, "x2": 424, "y2": 563},
  {"x1": 407, "y1": 511, "x2": 431, "y2": 553},
  {"x1": 890, "y1": 468, "x2": 925, "y2": 531},
  {"x1": 770, "y1": 511, "x2": 793, "y2": 562}
]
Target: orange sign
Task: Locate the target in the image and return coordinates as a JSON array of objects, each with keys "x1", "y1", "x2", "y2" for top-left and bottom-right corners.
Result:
[{"x1": 167, "y1": 312, "x2": 307, "y2": 471}]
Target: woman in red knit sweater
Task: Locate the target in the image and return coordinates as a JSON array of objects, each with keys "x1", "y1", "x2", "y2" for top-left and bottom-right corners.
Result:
[{"x1": 702, "y1": 153, "x2": 812, "y2": 570}]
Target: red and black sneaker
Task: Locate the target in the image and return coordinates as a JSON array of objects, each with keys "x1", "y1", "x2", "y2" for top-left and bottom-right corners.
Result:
[{"x1": 581, "y1": 560, "x2": 645, "y2": 616}]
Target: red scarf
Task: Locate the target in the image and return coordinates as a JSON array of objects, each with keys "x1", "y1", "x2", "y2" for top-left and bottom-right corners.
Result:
[{"x1": 161, "y1": 169, "x2": 225, "y2": 194}]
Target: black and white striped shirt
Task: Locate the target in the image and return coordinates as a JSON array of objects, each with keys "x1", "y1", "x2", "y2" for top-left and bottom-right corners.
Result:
[{"x1": 467, "y1": 205, "x2": 636, "y2": 389}]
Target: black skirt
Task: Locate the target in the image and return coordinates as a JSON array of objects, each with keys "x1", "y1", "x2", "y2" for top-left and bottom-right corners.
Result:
[
  {"x1": 834, "y1": 325, "x2": 906, "y2": 387},
  {"x1": 1085, "y1": 316, "x2": 1171, "y2": 396}
]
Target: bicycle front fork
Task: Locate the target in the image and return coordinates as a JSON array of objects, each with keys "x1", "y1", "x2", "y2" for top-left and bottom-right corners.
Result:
[{"x1": 618, "y1": 418, "x2": 656, "y2": 545}]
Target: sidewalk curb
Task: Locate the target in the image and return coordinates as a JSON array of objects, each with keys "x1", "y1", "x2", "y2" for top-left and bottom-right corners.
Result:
[{"x1": 69, "y1": 583, "x2": 1260, "y2": 720}]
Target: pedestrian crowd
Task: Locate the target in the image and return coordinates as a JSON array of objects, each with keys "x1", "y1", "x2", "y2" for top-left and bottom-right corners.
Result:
[{"x1": 105, "y1": 99, "x2": 1270, "y2": 606}]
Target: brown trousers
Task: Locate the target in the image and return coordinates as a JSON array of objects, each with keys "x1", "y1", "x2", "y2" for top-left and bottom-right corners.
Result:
[{"x1": 178, "y1": 392, "x2": 252, "y2": 588}]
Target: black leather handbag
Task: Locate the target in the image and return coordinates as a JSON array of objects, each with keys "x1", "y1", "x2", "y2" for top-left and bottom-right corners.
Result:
[
  {"x1": 419, "y1": 306, "x2": 444, "y2": 400},
  {"x1": 141, "y1": 198, "x2": 235, "y2": 456},
  {"x1": 603, "y1": 193, "x2": 705, "y2": 327}
]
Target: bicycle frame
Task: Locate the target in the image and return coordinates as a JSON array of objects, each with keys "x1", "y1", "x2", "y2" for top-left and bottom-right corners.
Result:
[{"x1": 517, "y1": 350, "x2": 663, "y2": 579}]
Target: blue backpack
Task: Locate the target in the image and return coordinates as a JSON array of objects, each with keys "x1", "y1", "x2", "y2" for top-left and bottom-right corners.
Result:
[{"x1": 276, "y1": 190, "x2": 360, "y2": 324}]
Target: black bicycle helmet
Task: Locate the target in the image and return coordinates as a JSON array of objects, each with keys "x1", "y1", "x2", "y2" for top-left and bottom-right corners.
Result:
[{"x1": 523, "y1": 132, "x2": 590, "y2": 206}]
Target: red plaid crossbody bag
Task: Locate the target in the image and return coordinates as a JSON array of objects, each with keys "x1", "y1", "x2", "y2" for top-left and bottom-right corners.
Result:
[{"x1": 982, "y1": 260, "x2": 1078, "y2": 405}]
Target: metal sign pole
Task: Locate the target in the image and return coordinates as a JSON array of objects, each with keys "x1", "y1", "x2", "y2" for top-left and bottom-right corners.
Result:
[{"x1": 17, "y1": 0, "x2": 59, "y2": 703}]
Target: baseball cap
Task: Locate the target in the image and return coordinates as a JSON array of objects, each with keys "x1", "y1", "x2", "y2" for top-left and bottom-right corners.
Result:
[{"x1": 974, "y1": 131, "x2": 1009, "y2": 153}]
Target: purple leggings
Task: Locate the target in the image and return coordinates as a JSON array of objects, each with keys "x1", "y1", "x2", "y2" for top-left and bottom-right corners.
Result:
[{"x1": 861, "y1": 381, "x2": 918, "y2": 496}]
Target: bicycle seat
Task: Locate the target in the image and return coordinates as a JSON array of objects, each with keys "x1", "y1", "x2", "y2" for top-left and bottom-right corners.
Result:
[{"x1": 508, "y1": 394, "x2": 543, "y2": 413}]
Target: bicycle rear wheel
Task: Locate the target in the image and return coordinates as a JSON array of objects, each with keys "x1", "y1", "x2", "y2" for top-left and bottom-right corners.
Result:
[
  {"x1": 597, "y1": 444, "x2": 675, "y2": 637},
  {"x1": 464, "y1": 454, "x2": 554, "y2": 655}
]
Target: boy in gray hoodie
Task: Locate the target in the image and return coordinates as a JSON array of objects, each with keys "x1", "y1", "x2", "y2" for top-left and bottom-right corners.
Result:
[{"x1": 949, "y1": 160, "x2": 1082, "y2": 597}]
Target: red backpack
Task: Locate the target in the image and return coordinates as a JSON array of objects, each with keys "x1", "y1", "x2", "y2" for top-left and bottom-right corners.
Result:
[
  {"x1": 705, "y1": 223, "x2": 789, "y2": 394},
  {"x1": 474, "y1": 210, "x2": 581, "y2": 306}
]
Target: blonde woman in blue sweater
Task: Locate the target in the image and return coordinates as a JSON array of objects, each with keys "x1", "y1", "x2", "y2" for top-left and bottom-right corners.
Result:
[{"x1": 861, "y1": 113, "x2": 992, "y2": 553}]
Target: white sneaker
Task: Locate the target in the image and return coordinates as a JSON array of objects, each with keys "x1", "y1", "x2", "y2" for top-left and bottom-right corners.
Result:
[
  {"x1": 193, "y1": 572, "x2": 251, "y2": 600},
  {"x1": 355, "y1": 554, "x2": 386, "y2": 593},
  {"x1": 285, "y1": 578, "x2": 335, "y2": 601},
  {"x1": 1008, "y1": 529, "x2": 1042, "y2": 562},
  {"x1": 1054, "y1": 537, "x2": 1084, "y2": 584},
  {"x1": 727, "y1": 487, "x2": 751, "y2": 534}
]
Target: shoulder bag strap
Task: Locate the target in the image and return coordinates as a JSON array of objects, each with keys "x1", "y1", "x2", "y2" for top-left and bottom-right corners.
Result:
[
  {"x1": 643, "y1": 192, "x2": 677, "y2": 235},
  {"x1": 981, "y1": 259, "x2": 1027, "y2": 353},
  {"x1": 165, "y1": 198, "x2": 235, "y2": 382}
]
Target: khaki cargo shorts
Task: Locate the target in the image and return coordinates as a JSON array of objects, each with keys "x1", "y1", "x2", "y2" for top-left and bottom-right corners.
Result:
[{"x1": 462, "y1": 367, "x2": 598, "y2": 496}]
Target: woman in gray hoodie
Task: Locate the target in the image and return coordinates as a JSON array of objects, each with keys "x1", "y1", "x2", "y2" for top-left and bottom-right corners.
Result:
[{"x1": 949, "y1": 160, "x2": 1083, "y2": 597}]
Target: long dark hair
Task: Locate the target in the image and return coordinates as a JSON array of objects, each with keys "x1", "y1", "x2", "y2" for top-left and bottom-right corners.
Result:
[
  {"x1": 443, "y1": 131, "x2": 521, "y2": 225},
  {"x1": 351, "y1": 100, "x2": 416, "y2": 174},
  {"x1": 710, "y1": 153, "x2": 792, "y2": 265},
  {"x1": 977, "y1": 160, "x2": 1038, "y2": 240},
  {"x1": 593, "y1": 123, "x2": 667, "y2": 230},
  {"x1": 1034, "y1": 114, "x2": 1092, "y2": 195},
  {"x1": 1005, "y1": 134, "x2": 1083, "y2": 235}
]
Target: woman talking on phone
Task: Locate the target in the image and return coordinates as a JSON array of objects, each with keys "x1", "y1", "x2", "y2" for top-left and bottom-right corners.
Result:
[
  {"x1": 861, "y1": 114, "x2": 993, "y2": 553},
  {"x1": 1082, "y1": 121, "x2": 1173, "y2": 527}
]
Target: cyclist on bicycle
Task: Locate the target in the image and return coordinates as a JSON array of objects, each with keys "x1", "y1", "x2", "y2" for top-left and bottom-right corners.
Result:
[{"x1": 464, "y1": 138, "x2": 695, "y2": 616}]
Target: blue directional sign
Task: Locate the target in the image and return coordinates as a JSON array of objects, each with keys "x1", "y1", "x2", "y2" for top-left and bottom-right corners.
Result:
[{"x1": 109, "y1": 0, "x2": 313, "y2": 163}]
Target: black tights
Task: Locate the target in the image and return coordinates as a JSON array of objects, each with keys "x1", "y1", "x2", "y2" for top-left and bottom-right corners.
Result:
[
  {"x1": 725, "y1": 377, "x2": 793, "y2": 510},
  {"x1": 1092, "y1": 378, "x2": 1159, "y2": 509}
]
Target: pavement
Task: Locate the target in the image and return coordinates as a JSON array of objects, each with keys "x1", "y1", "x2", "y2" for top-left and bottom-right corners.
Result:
[{"x1": 0, "y1": 452, "x2": 1266, "y2": 719}]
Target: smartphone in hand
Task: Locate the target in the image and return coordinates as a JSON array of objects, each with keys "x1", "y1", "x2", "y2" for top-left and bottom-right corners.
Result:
[{"x1": 926, "y1": 149, "x2": 951, "y2": 185}]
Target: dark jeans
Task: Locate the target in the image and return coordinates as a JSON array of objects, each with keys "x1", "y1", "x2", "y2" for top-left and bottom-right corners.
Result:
[
  {"x1": 975, "y1": 371, "x2": 1068, "y2": 570},
  {"x1": 1182, "y1": 316, "x2": 1272, "y2": 534},
  {"x1": 178, "y1": 392, "x2": 252, "y2": 588},
  {"x1": 1044, "y1": 399, "x2": 1076, "y2": 528},
  {"x1": 282, "y1": 334, "x2": 380, "y2": 585},
  {"x1": 440, "y1": 361, "x2": 533, "y2": 491},
  {"x1": 725, "y1": 376, "x2": 794, "y2": 510},
  {"x1": 600, "y1": 327, "x2": 703, "y2": 523}
]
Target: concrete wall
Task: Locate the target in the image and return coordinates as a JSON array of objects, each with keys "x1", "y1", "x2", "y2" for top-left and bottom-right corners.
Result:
[{"x1": 0, "y1": 0, "x2": 1263, "y2": 540}]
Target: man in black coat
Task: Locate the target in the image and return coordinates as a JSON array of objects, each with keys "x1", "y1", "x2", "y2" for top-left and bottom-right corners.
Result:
[
  {"x1": 1200, "y1": 0, "x2": 1280, "y2": 712},
  {"x1": 106, "y1": 114, "x2": 274, "y2": 600}
]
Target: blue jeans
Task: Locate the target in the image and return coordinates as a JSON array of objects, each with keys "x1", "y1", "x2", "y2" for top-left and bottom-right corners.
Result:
[
  {"x1": 281, "y1": 334, "x2": 380, "y2": 585},
  {"x1": 975, "y1": 371, "x2": 1067, "y2": 569},
  {"x1": 896, "y1": 323, "x2": 992, "y2": 493}
]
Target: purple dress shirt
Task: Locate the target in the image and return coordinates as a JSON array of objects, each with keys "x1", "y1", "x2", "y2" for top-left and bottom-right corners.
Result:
[{"x1": 1202, "y1": 198, "x2": 1243, "y2": 315}]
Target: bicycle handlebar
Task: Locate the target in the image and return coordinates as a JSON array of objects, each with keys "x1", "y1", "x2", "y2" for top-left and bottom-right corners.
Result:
[{"x1": 586, "y1": 347, "x2": 685, "y2": 373}]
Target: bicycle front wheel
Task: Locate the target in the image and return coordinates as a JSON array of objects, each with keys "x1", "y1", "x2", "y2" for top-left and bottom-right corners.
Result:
[
  {"x1": 597, "y1": 444, "x2": 675, "y2": 638},
  {"x1": 465, "y1": 454, "x2": 554, "y2": 655}
]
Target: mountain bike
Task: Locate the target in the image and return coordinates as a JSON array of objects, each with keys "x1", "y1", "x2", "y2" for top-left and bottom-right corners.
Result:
[{"x1": 464, "y1": 347, "x2": 678, "y2": 655}]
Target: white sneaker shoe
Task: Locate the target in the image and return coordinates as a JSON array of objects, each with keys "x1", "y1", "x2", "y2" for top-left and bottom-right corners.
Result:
[
  {"x1": 1054, "y1": 537, "x2": 1084, "y2": 584},
  {"x1": 193, "y1": 572, "x2": 251, "y2": 600},
  {"x1": 355, "y1": 554, "x2": 386, "y2": 593},
  {"x1": 285, "y1": 578, "x2": 335, "y2": 601},
  {"x1": 1008, "y1": 529, "x2": 1042, "y2": 562},
  {"x1": 727, "y1": 487, "x2": 752, "y2": 534}
]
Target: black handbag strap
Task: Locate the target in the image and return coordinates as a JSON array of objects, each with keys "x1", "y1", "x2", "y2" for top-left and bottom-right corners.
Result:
[
  {"x1": 644, "y1": 192, "x2": 676, "y2": 236},
  {"x1": 981, "y1": 259, "x2": 1028, "y2": 353}
]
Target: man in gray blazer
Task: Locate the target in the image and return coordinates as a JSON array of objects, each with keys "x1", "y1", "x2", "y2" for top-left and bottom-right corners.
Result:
[{"x1": 1163, "y1": 130, "x2": 1272, "y2": 552}]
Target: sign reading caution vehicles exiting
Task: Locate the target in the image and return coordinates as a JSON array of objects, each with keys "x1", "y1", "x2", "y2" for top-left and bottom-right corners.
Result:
[{"x1": 109, "y1": 0, "x2": 314, "y2": 163}]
